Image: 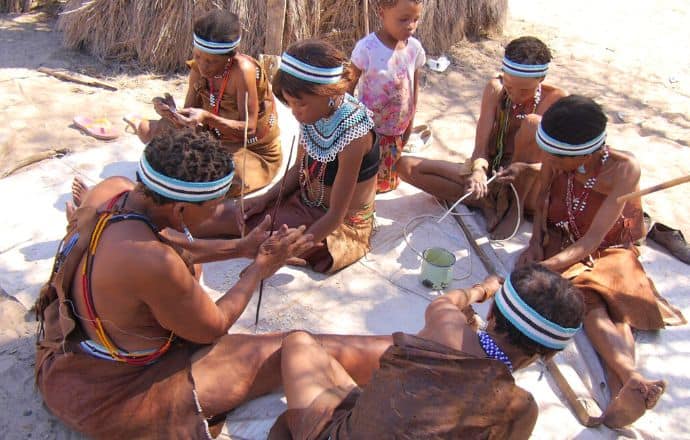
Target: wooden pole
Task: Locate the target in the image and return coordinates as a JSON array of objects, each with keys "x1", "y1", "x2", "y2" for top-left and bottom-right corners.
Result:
[
  {"x1": 617, "y1": 175, "x2": 690, "y2": 204},
  {"x1": 265, "y1": 0, "x2": 287, "y2": 55},
  {"x1": 363, "y1": 0, "x2": 370, "y2": 35},
  {"x1": 37, "y1": 67, "x2": 117, "y2": 91}
]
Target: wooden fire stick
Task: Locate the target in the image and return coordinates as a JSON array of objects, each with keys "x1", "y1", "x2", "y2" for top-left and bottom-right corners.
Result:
[
  {"x1": 617, "y1": 175, "x2": 690, "y2": 204},
  {"x1": 254, "y1": 135, "x2": 297, "y2": 328}
]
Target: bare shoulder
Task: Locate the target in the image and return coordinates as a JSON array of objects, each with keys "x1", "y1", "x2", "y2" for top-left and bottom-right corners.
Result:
[
  {"x1": 603, "y1": 148, "x2": 641, "y2": 189},
  {"x1": 541, "y1": 83, "x2": 568, "y2": 106},
  {"x1": 81, "y1": 177, "x2": 135, "y2": 209},
  {"x1": 236, "y1": 54, "x2": 258, "y2": 75},
  {"x1": 108, "y1": 225, "x2": 194, "y2": 300},
  {"x1": 485, "y1": 77, "x2": 503, "y2": 97},
  {"x1": 343, "y1": 130, "x2": 373, "y2": 157}
]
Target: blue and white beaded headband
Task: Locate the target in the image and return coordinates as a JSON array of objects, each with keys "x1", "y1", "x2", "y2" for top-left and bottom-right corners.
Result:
[
  {"x1": 193, "y1": 33, "x2": 241, "y2": 55},
  {"x1": 536, "y1": 123, "x2": 606, "y2": 157},
  {"x1": 279, "y1": 52, "x2": 343, "y2": 85},
  {"x1": 137, "y1": 154, "x2": 234, "y2": 202},
  {"x1": 495, "y1": 275, "x2": 581, "y2": 350},
  {"x1": 502, "y1": 57, "x2": 549, "y2": 78}
]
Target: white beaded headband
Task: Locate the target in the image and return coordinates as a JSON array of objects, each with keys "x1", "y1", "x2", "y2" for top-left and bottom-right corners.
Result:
[
  {"x1": 502, "y1": 56, "x2": 549, "y2": 78},
  {"x1": 536, "y1": 123, "x2": 606, "y2": 156},
  {"x1": 193, "y1": 33, "x2": 241, "y2": 55},
  {"x1": 279, "y1": 52, "x2": 343, "y2": 84}
]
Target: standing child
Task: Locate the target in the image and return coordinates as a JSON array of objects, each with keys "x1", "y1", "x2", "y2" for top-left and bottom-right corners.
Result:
[{"x1": 349, "y1": 0, "x2": 425, "y2": 193}]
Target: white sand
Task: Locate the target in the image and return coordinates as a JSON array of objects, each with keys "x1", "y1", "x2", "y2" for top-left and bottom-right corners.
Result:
[{"x1": 1, "y1": 1, "x2": 689, "y2": 439}]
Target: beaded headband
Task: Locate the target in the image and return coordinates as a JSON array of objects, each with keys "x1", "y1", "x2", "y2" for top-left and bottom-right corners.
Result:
[
  {"x1": 279, "y1": 52, "x2": 343, "y2": 84},
  {"x1": 536, "y1": 123, "x2": 607, "y2": 156},
  {"x1": 502, "y1": 57, "x2": 549, "y2": 78},
  {"x1": 495, "y1": 274, "x2": 581, "y2": 350},
  {"x1": 137, "y1": 153, "x2": 234, "y2": 202},
  {"x1": 193, "y1": 33, "x2": 241, "y2": 55}
]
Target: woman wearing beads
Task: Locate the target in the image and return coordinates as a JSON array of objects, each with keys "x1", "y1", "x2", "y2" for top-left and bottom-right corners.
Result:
[
  {"x1": 135, "y1": 10, "x2": 282, "y2": 198},
  {"x1": 516, "y1": 95, "x2": 685, "y2": 428},
  {"x1": 398, "y1": 36, "x2": 566, "y2": 239},
  {"x1": 197, "y1": 39, "x2": 379, "y2": 274}
]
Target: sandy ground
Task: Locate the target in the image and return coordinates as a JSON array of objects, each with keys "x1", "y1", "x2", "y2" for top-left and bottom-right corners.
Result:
[{"x1": 1, "y1": 1, "x2": 689, "y2": 439}]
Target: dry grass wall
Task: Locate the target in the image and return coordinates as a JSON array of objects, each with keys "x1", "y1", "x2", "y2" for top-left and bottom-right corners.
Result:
[{"x1": 58, "y1": 0, "x2": 506, "y2": 73}]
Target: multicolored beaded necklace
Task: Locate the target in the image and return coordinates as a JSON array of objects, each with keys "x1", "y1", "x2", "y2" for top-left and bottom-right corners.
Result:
[
  {"x1": 492, "y1": 83, "x2": 542, "y2": 171},
  {"x1": 81, "y1": 192, "x2": 174, "y2": 365},
  {"x1": 478, "y1": 331, "x2": 513, "y2": 372},
  {"x1": 208, "y1": 58, "x2": 234, "y2": 138},
  {"x1": 557, "y1": 146, "x2": 610, "y2": 241},
  {"x1": 299, "y1": 94, "x2": 374, "y2": 208}
]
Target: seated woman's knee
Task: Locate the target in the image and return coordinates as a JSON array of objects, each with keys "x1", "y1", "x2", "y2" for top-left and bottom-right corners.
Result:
[{"x1": 283, "y1": 330, "x2": 317, "y2": 349}]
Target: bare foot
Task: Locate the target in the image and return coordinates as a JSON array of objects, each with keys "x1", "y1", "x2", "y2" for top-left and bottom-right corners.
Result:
[
  {"x1": 71, "y1": 176, "x2": 88, "y2": 208},
  {"x1": 65, "y1": 201, "x2": 76, "y2": 221},
  {"x1": 602, "y1": 374, "x2": 666, "y2": 428}
]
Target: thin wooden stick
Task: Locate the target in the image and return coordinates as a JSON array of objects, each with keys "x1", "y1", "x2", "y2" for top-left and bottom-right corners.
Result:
[
  {"x1": 1, "y1": 148, "x2": 70, "y2": 179},
  {"x1": 617, "y1": 175, "x2": 690, "y2": 204},
  {"x1": 37, "y1": 67, "x2": 117, "y2": 91},
  {"x1": 255, "y1": 135, "x2": 297, "y2": 328},
  {"x1": 240, "y1": 91, "x2": 249, "y2": 238}
]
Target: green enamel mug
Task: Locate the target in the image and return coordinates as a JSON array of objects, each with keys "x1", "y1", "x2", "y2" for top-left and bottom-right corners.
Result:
[{"x1": 420, "y1": 247, "x2": 455, "y2": 290}]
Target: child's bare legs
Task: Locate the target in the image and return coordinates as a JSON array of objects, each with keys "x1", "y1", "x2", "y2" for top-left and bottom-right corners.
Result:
[{"x1": 397, "y1": 156, "x2": 469, "y2": 202}]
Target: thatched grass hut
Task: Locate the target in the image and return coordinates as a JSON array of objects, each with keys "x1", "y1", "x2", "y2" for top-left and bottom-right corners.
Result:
[{"x1": 58, "y1": 0, "x2": 507, "y2": 73}]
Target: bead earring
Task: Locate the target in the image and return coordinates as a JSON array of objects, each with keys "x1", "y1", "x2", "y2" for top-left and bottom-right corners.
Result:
[
  {"x1": 328, "y1": 97, "x2": 336, "y2": 109},
  {"x1": 180, "y1": 210, "x2": 194, "y2": 243},
  {"x1": 182, "y1": 222, "x2": 194, "y2": 243}
]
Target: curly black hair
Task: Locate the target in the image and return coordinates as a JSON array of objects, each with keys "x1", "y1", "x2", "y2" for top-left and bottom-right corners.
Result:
[
  {"x1": 138, "y1": 129, "x2": 234, "y2": 205},
  {"x1": 504, "y1": 36, "x2": 552, "y2": 66},
  {"x1": 272, "y1": 39, "x2": 353, "y2": 103},
  {"x1": 193, "y1": 9, "x2": 241, "y2": 57},
  {"x1": 491, "y1": 263, "x2": 585, "y2": 357},
  {"x1": 540, "y1": 95, "x2": 608, "y2": 145}
]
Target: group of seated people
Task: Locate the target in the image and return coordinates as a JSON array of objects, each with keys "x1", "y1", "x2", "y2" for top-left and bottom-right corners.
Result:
[{"x1": 34, "y1": 7, "x2": 684, "y2": 440}]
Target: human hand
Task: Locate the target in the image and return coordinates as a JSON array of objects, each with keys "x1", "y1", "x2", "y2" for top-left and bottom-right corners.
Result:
[
  {"x1": 152, "y1": 94, "x2": 185, "y2": 126},
  {"x1": 467, "y1": 170, "x2": 488, "y2": 199},
  {"x1": 176, "y1": 107, "x2": 209, "y2": 127},
  {"x1": 254, "y1": 225, "x2": 315, "y2": 279},
  {"x1": 495, "y1": 163, "x2": 527, "y2": 184},
  {"x1": 237, "y1": 214, "x2": 271, "y2": 258},
  {"x1": 482, "y1": 274, "x2": 505, "y2": 295}
]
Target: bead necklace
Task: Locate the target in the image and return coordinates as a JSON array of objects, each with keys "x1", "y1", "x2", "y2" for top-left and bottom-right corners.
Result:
[
  {"x1": 511, "y1": 83, "x2": 541, "y2": 120},
  {"x1": 298, "y1": 94, "x2": 374, "y2": 208},
  {"x1": 299, "y1": 148, "x2": 328, "y2": 208},
  {"x1": 478, "y1": 331, "x2": 513, "y2": 372},
  {"x1": 208, "y1": 58, "x2": 234, "y2": 138},
  {"x1": 560, "y1": 146, "x2": 610, "y2": 240}
]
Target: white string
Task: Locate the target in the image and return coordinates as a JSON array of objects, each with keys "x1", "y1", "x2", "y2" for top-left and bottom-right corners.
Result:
[{"x1": 398, "y1": 176, "x2": 522, "y2": 282}]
